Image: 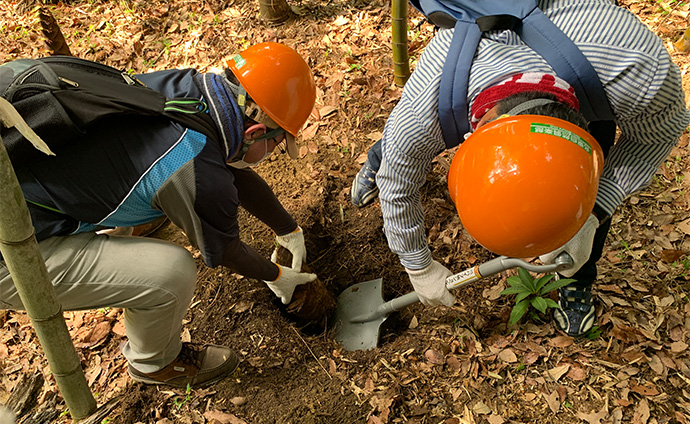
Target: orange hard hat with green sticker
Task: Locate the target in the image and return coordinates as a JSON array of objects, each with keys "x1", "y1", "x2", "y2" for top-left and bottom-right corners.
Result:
[
  {"x1": 226, "y1": 42, "x2": 316, "y2": 137},
  {"x1": 447, "y1": 115, "x2": 604, "y2": 258}
]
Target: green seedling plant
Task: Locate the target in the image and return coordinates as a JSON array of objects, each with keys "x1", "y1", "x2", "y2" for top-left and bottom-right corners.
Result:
[
  {"x1": 585, "y1": 325, "x2": 602, "y2": 340},
  {"x1": 172, "y1": 384, "x2": 193, "y2": 411},
  {"x1": 500, "y1": 267, "x2": 575, "y2": 325}
]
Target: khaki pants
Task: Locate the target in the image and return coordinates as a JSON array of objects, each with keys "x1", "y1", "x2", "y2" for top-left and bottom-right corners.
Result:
[{"x1": 0, "y1": 232, "x2": 197, "y2": 373}]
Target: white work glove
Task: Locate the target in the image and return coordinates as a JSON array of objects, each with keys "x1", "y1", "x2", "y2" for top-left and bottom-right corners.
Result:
[
  {"x1": 539, "y1": 213, "x2": 599, "y2": 277},
  {"x1": 270, "y1": 226, "x2": 306, "y2": 272},
  {"x1": 264, "y1": 265, "x2": 317, "y2": 304},
  {"x1": 406, "y1": 260, "x2": 455, "y2": 307}
]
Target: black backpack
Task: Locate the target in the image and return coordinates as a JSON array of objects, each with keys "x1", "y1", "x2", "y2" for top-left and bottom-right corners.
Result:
[{"x1": 0, "y1": 56, "x2": 220, "y2": 164}]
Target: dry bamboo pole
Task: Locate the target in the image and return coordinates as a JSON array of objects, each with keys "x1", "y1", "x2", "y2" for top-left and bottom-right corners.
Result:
[
  {"x1": 391, "y1": 0, "x2": 410, "y2": 86},
  {"x1": 0, "y1": 101, "x2": 96, "y2": 421},
  {"x1": 258, "y1": 0, "x2": 291, "y2": 26}
]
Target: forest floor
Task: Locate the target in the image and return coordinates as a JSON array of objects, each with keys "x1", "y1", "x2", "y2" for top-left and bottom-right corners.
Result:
[{"x1": 1, "y1": 0, "x2": 690, "y2": 423}]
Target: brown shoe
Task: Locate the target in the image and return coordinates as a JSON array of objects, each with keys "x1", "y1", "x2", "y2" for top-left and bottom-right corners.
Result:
[{"x1": 128, "y1": 343, "x2": 240, "y2": 388}]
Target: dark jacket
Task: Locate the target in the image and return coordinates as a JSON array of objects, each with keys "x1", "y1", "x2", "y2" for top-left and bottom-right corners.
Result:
[{"x1": 15, "y1": 68, "x2": 294, "y2": 280}]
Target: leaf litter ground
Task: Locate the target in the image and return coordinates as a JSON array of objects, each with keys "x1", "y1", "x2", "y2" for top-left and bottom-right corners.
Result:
[{"x1": 1, "y1": 0, "x2": 690, "y2": 423}]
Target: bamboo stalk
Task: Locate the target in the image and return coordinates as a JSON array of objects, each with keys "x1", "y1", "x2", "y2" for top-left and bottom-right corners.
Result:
[
  {"x1": 391, "y1": 0, "x2": 410, "y2": 87},
  {"x1": 258, "y1": 0, "x2": 291, "y2": 26},
  {"x1": 0, "y1": 133, "x2": 96, "y2": 419}
]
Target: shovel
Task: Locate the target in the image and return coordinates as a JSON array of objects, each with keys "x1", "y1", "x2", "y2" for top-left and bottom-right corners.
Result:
[{"x1": 334, "y1": 252, "x2": 573, "y2": 351}]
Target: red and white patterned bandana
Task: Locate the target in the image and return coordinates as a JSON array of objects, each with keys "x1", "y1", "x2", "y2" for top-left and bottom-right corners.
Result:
[{"x1": 470, "y1": 73, "x2": 579, "y2": 129}]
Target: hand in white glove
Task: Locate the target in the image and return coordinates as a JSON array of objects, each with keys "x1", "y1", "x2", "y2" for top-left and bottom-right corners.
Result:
[
  {"x1": 264, "y1": 265, "x2": 317, "y2": 304},
  {"x1": 406, "y1": 260, "x2": 455, "y2": 307},
  {"x1": 270, "y1": 226, "x2": 306, "y2": 272},
  {"x1": 539, "y1": 213, "x2": 599, "y2": 277}
]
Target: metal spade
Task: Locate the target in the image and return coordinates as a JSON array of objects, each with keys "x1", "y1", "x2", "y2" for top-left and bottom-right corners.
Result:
[{"x1": 334, "y1": 253, "x2": 573, "y2": 351}]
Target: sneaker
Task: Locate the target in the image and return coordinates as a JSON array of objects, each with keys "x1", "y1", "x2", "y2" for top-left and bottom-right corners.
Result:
[
  {"x1": 351, "y1": 164, "x2": 379, "y2": 207},
  {"x1": 553, "y1": 278, "x2": 595, "y2": 337},
  {"x1": 128, "y1": 343, "x2": 240, "y2": 388}
]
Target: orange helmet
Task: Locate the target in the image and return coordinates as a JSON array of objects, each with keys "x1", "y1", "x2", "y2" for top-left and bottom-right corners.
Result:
[
  {"x1": 226, "y1": 42, "x2": 316, "y2": 137},
  {"x1": 447, "y1": 115, "x2": 604, "y2": 258}
]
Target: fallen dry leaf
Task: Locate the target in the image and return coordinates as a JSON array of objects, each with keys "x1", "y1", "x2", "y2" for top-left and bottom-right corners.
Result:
[
  {"x1": 472, "y1": 401, "x2": 491, "y2": 415},
  {"x1": 366, "y1": 131, "x2": 383, "y2": 141},
  {"x1": 648, "y1": 354, "x2": 665, "y2": 375},
  {"x1": 659, "y1": 249, "x2": 686, "y2": 263},
  {"x1": 632, "y1": 398, "x2": 650, "y2": 424},
  {"x1": 425, "y1": 349, "x2": 444, "y2": 365},
  {"x1": 308, "y1": 140, "x2": 319, "y2": 154},
  {"x1": 487, "y1": 414, "x2": 504, "y2": 424},
  {"x1": 577, "y1": 404, "x2": 608, "y2": 424},
  {"x1": 549, "y1": 336, "x2": 574, "y2": 348},
  {"x1": 497, "y1": 348, "x2": 517, "y2": 363},
  {"x1": 203, "y1": 410, "x2": 247, "y2": 424},
  {"x1": 319, "y1": 105, "x2": 338, "y2": 118},
  {"x1": 543, "y1": 390, "x2": 560, "y2": 414},
  {"x1": 367, "y1": 415, "x2": 384, "y2": 424},
  {"x1": 630, "y1": 381, "x2": 660, "y2": 396},
  {"x1": 301, "y1": 123, "x2": 320, "y2": 140},
  {"x1": 482, "y1": 283, "x2": 504, "y2": 301},
  {"x1": 112, "y1": 319, "x2": 126, "y2": 337},
  {"x1": 545, "y1": 364, "x2": 570, "y2": 381},
  {"x1": 627, "y1": 280, "x2": 649, "y2": 292},
  {"x1": 446, "y1": 355, "x2": 461, "y2": 373},
  {"x1": 670, "y1": 341, "x2": 688, "y2": 353},
  {"x1": 230, "y1": 397, "x2": 247, "y2": 406},
  {"x1": 567, "y1": 365, "x2": 587, "y2": 381},
  {"x1": 676, "y1": 217, "x2": 690, "y2": 235}
]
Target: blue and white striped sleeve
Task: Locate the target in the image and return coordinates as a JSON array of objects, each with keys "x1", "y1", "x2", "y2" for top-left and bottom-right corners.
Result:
[
  {"x1": 377, "y1": 33, "x2": 451, "y2": 270},
  {"x1": 596, "y1": 53, "x2": 689, "y2": 215}
]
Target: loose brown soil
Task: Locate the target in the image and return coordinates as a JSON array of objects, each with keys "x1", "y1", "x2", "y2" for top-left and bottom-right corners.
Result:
[{"x1": 1, "y1": 0, "x2": 690, "y2": 423}]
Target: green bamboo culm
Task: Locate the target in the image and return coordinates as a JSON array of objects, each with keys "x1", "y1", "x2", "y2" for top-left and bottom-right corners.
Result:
[
  {"x1": 0, "y1": 137, "x2": 96, "y2": 420},
  {"x1": 391, "y1": 0, "x2": 410, "y2": 87}
]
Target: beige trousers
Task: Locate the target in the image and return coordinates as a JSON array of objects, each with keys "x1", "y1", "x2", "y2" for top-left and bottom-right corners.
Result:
[{"x1": 0, "y1": 232, "x2": 197, "y2": 373}]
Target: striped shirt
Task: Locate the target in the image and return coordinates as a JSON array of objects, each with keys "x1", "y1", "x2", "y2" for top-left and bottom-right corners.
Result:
[{"x1": 377, "y1": 0, "x2": 690, "y2": 269}]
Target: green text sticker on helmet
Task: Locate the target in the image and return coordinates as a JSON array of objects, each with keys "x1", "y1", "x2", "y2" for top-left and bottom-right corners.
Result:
[
  {"x1": 530, "y1": 123, "x2": 592, "y2": 154},
  {"x1": 232, "y1": 54, "x2": 246, "y2": 69}
]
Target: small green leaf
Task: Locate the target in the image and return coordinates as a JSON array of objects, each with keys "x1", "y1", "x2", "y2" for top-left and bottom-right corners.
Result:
[
  {"x1": 535, "y1": 274, "x2": 555, "y2": 292},
  {"x1": 530, "y1": 296, "x2": 548, "y2": 314},
  {"x1": 509, "y1": 299, "x2": 530, "y2": 325},
  {"x1": 515, "y1": 291, "x2": 531, "y2": 304},
  {"x1": 543, "y1": 298, "x2": 560, "y2": 310},
  {"x1": 541, "y1": 277, "x2": 576, "y2": 294},
  {"x1": 506, "y1": 275, "x2": 530, "y2": 290},
  {"x1": 500, "y1": 286, "x2": 526, "y2": 296},
  {"x1": 517, "y1": 267, "x2": 537, "y2": 292},
  {"x1": 586, "y1": 325, "x2": 602, "y2": 340}
]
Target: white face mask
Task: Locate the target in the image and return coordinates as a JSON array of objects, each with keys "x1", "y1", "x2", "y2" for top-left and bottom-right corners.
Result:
[{"x1": 228, "y1": 139, "x2": 269, "y2": 169}]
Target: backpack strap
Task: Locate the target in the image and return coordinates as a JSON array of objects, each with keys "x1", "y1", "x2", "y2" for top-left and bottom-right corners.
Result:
[
  {"x1": 439, "y1": 7, "x2": 615, "y2": 150},
  {"x1": 438, "y1": 19, "x2": 482, "y2": 149},
  {"x1": 519, "y1": 9, "x2": 615, "y2": 123},
  {"x1": 162, "y1": 98, "x2": 221, "y2": 146}
]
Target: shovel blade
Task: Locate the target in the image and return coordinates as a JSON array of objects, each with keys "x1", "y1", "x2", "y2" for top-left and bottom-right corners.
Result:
[{"x1": 334, "y1": 278, "x2": 388, "y2": 351}]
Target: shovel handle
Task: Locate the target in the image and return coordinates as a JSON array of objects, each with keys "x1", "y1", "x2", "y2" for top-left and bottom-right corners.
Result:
[
  {"x1": 373, "y1": 252, "x2": 574, "y2": 318},
  {"x1": 445, "y1": 251, "x2": 574, "y2": 291}
]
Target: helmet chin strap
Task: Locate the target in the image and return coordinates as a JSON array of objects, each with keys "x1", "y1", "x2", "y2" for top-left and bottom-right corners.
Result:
[
  {"x1": 231, "y1": 122, "x2": 286, "y2": 163},
  {"x1": 226, "y1": 81, "x2": 287, "y2": 161}
]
